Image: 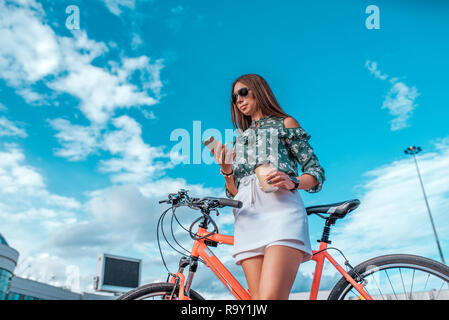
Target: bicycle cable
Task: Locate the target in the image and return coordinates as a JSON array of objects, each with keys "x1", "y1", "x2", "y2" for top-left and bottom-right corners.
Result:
[
  {"x1": 313, "y1": 246, "x2": 364, "y2": 281},
  {"x1": 157, "y1": 203, "x2": 209, "y2": 274},
  {"x1": 156, "y1": 205, "x2": 177, "y2": 274},
  {"x1": 169, "y1": 206, "x2": 206, "y2": 265}
]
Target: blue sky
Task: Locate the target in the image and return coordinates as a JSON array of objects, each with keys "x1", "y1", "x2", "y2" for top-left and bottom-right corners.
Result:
[{"x1": 1, "y1": 0, "x2": 449, "y2": 299}]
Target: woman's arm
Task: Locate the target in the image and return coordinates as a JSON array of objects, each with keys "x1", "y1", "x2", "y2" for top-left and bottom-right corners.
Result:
[
  {"x1": 210, "y1": 141, "x2": 238, "y2": 197},
  {"x1": 295, "y1": 173, "x2": 318, "y2": 190},
  {"x1": 283, "y1": 117, "x2": 319, "y2": 190},
  {"x1": 282, "y1": 117, "x2": 324, "y2": 192},
  {"x1": 224, "y1": 174, "x2": 238, "y2": 197}
]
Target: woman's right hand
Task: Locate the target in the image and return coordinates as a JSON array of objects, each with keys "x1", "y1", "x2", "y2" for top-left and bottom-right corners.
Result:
[{"x1": 210, "y1": 141, "x2": 236, "y2": 174}]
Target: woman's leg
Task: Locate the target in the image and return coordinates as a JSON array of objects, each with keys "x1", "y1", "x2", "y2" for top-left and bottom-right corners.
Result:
[
  {"x1": 240, "y1": 255, "x2": 264, "y2": 299},
  {"x1": 257, "y1": 245, "x2": 304, "y2": 300}
]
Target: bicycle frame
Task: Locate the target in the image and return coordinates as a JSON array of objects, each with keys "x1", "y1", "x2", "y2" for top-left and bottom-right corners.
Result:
[
  {"x1": 170, "y1": 226, "x2": 373, "y2": 300},
  {"x1": 310, "y1": 241, "x2": 372, "y2": 300}
]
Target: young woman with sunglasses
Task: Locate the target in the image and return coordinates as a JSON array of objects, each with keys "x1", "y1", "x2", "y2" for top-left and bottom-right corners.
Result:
[{"x1": 211, "y1": 74, "x2": 325, "y2": 300}]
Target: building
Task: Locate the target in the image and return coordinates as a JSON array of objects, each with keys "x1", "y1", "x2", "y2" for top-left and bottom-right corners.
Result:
[{"x1": 0, "y1": 233, "x2": 113, "y2": 300}]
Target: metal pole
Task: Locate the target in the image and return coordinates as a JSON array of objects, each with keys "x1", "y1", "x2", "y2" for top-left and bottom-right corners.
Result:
[{"x1": 405, "y1": 146, "x2": 446, "y2": 265}]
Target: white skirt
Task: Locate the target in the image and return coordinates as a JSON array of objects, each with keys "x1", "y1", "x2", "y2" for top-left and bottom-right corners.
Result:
[{"x1": 232, "y1": 173, "x2": 313, "y2": 265}]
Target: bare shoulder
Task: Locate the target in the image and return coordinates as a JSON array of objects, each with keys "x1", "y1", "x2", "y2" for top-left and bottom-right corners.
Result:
[{"x1": 283, "y1": 116, "x2": 300, "y2": 129}]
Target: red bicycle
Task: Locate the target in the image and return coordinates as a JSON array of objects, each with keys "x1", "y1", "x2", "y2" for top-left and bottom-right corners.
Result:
[{"x1": 118, "y1": 189, "x2": 449, "y2": 300}]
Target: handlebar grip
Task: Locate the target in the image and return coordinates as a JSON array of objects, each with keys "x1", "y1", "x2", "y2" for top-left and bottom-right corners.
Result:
[{"x1": 218, "y1": 198, "x2": 242, "y2": 209}]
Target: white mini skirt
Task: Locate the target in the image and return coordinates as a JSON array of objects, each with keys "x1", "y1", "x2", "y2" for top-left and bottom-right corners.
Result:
[{"x1": 232, "y1": 173, "x2": 313, "y2": 265}]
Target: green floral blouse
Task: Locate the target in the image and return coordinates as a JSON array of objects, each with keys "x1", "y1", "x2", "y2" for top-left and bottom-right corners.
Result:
[{"x1": 225, "y1": 116, "x2": 325, "y2": 199}]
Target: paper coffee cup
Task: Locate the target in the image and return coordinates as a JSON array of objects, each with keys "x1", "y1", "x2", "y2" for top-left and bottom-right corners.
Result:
[{"x1": 254, "y1": 162, "x2": 279, "y2": 193}]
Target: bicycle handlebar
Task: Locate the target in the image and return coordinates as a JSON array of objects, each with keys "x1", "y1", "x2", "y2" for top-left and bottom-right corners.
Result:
[{"x1": 158, "y1": 189, "x2": 242, "y2": 210}]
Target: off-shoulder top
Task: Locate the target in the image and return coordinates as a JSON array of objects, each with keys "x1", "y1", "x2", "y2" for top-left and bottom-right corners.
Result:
[{"x1": 225, "y1": 115, "x2": 325, "y2": 199}]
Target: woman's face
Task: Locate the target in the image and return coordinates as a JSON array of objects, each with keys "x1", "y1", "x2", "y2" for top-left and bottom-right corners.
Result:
[{"x1": 233, "y1": 81, "x2": 258, "y2": 117}]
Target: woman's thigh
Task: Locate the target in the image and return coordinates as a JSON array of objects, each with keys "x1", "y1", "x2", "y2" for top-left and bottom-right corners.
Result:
[
  {"x1": 258, "y1": 245, "x2": 304, "y2": 300},
  {"x1": 240, "y1": 255, "x2": 264, "y2": 299}
]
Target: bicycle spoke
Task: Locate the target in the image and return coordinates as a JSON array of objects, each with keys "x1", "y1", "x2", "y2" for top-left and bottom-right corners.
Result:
[
  {"x1": 384, "y1": 269, "x2": 398, "y2": 300},
  {"x1": 333, "y1": 256, "x2": 449, "y2": 300},
  {"x1": 423, "y1": 272, "x2": 430, "y2": 293},
  {"x1": 370, "y1": 271, "x2": 385, "y2": 300},
  {"x1": 409, "y1": 269, "x2": 415, "y2": 300},
  {"x1": 399, "y1": 268, "x2": 407, "y2": 300},
  {"x1": 435, "y1": 281, "x2": 446, "y2": 300}
]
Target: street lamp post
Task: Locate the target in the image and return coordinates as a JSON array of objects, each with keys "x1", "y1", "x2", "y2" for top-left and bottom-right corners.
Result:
[{"x1": 404, "y1": 146, "x2": 446, "y2": 265}]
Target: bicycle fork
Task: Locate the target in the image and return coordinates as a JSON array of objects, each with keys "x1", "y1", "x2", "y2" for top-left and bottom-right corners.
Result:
[{"x1": 168, "y1": 256, "x2": 198, "y2": 300}]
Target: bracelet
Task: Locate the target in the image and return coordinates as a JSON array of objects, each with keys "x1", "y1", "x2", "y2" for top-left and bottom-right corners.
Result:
[{"x1": 220, "y1": 168, "x2": 234, "y2": 177}]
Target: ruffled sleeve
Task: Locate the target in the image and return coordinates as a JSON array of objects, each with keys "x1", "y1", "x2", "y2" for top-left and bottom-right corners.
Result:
[{"x1": 280, "y1": 126, "x2": 325, "y2": 193}]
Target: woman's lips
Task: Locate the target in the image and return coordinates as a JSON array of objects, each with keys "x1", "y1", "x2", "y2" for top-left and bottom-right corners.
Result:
[{"x1": 240, "y1": 104, "x2": 248, "y2": 110}]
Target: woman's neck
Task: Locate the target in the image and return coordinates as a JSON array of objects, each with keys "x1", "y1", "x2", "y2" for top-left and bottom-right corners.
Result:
[{"x1": 251, "y1": 110, "x2": 265, "y2": 122}]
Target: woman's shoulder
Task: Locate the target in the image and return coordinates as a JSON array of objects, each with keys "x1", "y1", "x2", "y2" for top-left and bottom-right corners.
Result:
[
  {"x1": 278, "y1": 116, "x2": 311, "y2": 141},
  {"x1": 282, "y1": 116, "x2": 300, "y2": 129},
  {"x1": 263, "y1": 115, "x2": 301, "y2": 129}
]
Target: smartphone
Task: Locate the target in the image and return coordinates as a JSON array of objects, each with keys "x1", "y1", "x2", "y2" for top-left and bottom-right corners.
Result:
[{"x1": 203, "y1": 136, "x2": 220, "y2": 153}]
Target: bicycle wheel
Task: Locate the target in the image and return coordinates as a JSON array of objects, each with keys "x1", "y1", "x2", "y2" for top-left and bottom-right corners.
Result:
[
  {"x1": 328, "y1": 254, "x2": 449, "y2": 300},
  {"x1": 116, "y1": 282, "x2": 205, "y2": 300}
]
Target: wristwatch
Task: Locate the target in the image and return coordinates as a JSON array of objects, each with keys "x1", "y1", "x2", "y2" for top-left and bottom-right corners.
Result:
[{"x1": 289, "y1": 176, "x2": 300, "y2": 191}]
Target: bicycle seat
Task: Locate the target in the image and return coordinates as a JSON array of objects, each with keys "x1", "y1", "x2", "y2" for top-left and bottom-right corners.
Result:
[{"x1": 306, "y1": 199, "x2": 360, "y2": 219}]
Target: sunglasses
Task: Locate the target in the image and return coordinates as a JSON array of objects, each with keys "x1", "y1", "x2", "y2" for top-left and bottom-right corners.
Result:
[{"x1": 232, "y1": 87, "x2": 250, "y2": 105}]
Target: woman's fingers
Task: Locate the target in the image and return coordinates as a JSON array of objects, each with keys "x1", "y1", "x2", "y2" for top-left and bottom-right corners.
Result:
[
  {"x1": 266, "y1": 175, "x2": 284, "y2": 183},
  {"x1": 214, "y1": 142, "x2": 223, "y2": 164},
  {"x1": 209, "y1": 141, "x2": 234, "y2": 165},
  {"x1": 224, "y1": 146, "x2": 234, "y2": 165},
  {"x1": 264, "y1": 168, "x2": 281, "y2": 181},
  {"x1": 221, "y1": 142, "x2": 228, "y2": 164}
]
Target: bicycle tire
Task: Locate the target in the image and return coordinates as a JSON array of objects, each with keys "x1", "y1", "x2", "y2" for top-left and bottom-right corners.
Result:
[
  {"x1": 328, "y1": 254, "x2": 449, "y2": 300},
  {"x1": 116, "y1": 282, "x2": 205, "y2": 300}
]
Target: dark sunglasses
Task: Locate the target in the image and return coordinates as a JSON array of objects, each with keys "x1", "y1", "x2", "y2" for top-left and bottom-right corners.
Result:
[{"x1": 232, "y1": 87, "x2": 250, "y2": 104}]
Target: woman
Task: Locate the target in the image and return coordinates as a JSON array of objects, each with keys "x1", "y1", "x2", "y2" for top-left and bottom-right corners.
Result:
[{"x1": 212, "y1": 74, "x2": 325, "y2": 300}]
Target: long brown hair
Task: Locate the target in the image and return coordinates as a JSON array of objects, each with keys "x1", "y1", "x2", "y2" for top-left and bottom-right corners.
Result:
[{"x1": 230, "y1": 74, "x2": 290, "y2": 131}]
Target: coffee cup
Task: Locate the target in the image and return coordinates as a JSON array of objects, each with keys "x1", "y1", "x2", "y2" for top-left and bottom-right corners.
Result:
[{"x1": 254, "y1": 162, "x2": 279, "y2": 193}]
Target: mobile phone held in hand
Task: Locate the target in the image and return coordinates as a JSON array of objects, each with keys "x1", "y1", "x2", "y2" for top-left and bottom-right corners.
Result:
[{"x1": 203, "y1": 136, "x2": 220, "y2": 153}]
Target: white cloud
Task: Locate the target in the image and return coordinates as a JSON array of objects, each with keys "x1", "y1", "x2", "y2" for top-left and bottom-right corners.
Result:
[
  {"x1": 0, "y1": 0, "x2": 163, "y2": 125},
  {"x1": 332, "y1": 139, "x2": 449, "y2": 266},
  {"x1": 48, "y1": 51, "x2": 162, "y2": 124},
  {"x1": 0, "y1": 143, "x2": 45, "y2": 193},
  {"x1": 49, "y1": 118, "x2": 102, "y2": 161},
  {"x1": 1, "y1": 0, "x2": 169, "y2": 187},
  {"x1": 0, "y1": 143, "x2": 83, "y2": 287},
  {"x1": 0, "y1": 143, "x2": 81, "y2": 209},
  {"x1": 365, "y1": 60, "x2": 388, "y2": 80},
  {"x1": 0, "y1": 116, "x2": 27, "y2": 138},
  {"x1": 50, "y1": 115, "x2": 175, "y2": 183},
  {"x1": 365, "y1": 60, "x2": 419, "y2": 131},
  {"x1": 171, "y1": 5, "x2": 184, "y2": 14},
  {"x1": 101, "y1": 0, "x2": 135, "y2": 16},
  {"x1": 0, "y1": 0, "x2": 60, "y2": 86},
  {"x1": 99, "y1": 115, "x2": 173, "y2": 183},
  {"x1": 382, "y1": 80, "x2": 419, "y2": 131}
]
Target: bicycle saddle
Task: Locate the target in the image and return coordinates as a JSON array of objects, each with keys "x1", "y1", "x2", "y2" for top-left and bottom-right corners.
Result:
[{"x1": 306, "y1": 199, "x2": 360, "y2": 219}]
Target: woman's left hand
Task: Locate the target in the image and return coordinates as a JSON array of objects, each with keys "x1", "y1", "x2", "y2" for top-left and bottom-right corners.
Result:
[{"x1": 264, "y1": 168, "x2": 295, "y2": 190}]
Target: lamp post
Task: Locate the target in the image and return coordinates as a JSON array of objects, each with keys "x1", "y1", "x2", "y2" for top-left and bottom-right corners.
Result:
[{"x1": 404, "y1": 146, "x2": 445, "y2": 265}]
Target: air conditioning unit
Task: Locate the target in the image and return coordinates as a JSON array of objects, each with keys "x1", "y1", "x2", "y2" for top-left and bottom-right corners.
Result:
[{"x1": 94, "y1": 253, "x2": 141, "y2": 293}]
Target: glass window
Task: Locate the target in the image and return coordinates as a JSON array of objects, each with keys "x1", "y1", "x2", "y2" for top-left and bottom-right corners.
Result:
[{"x1": 0, "y1": 269, "x2": 12, "y2": 300}]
